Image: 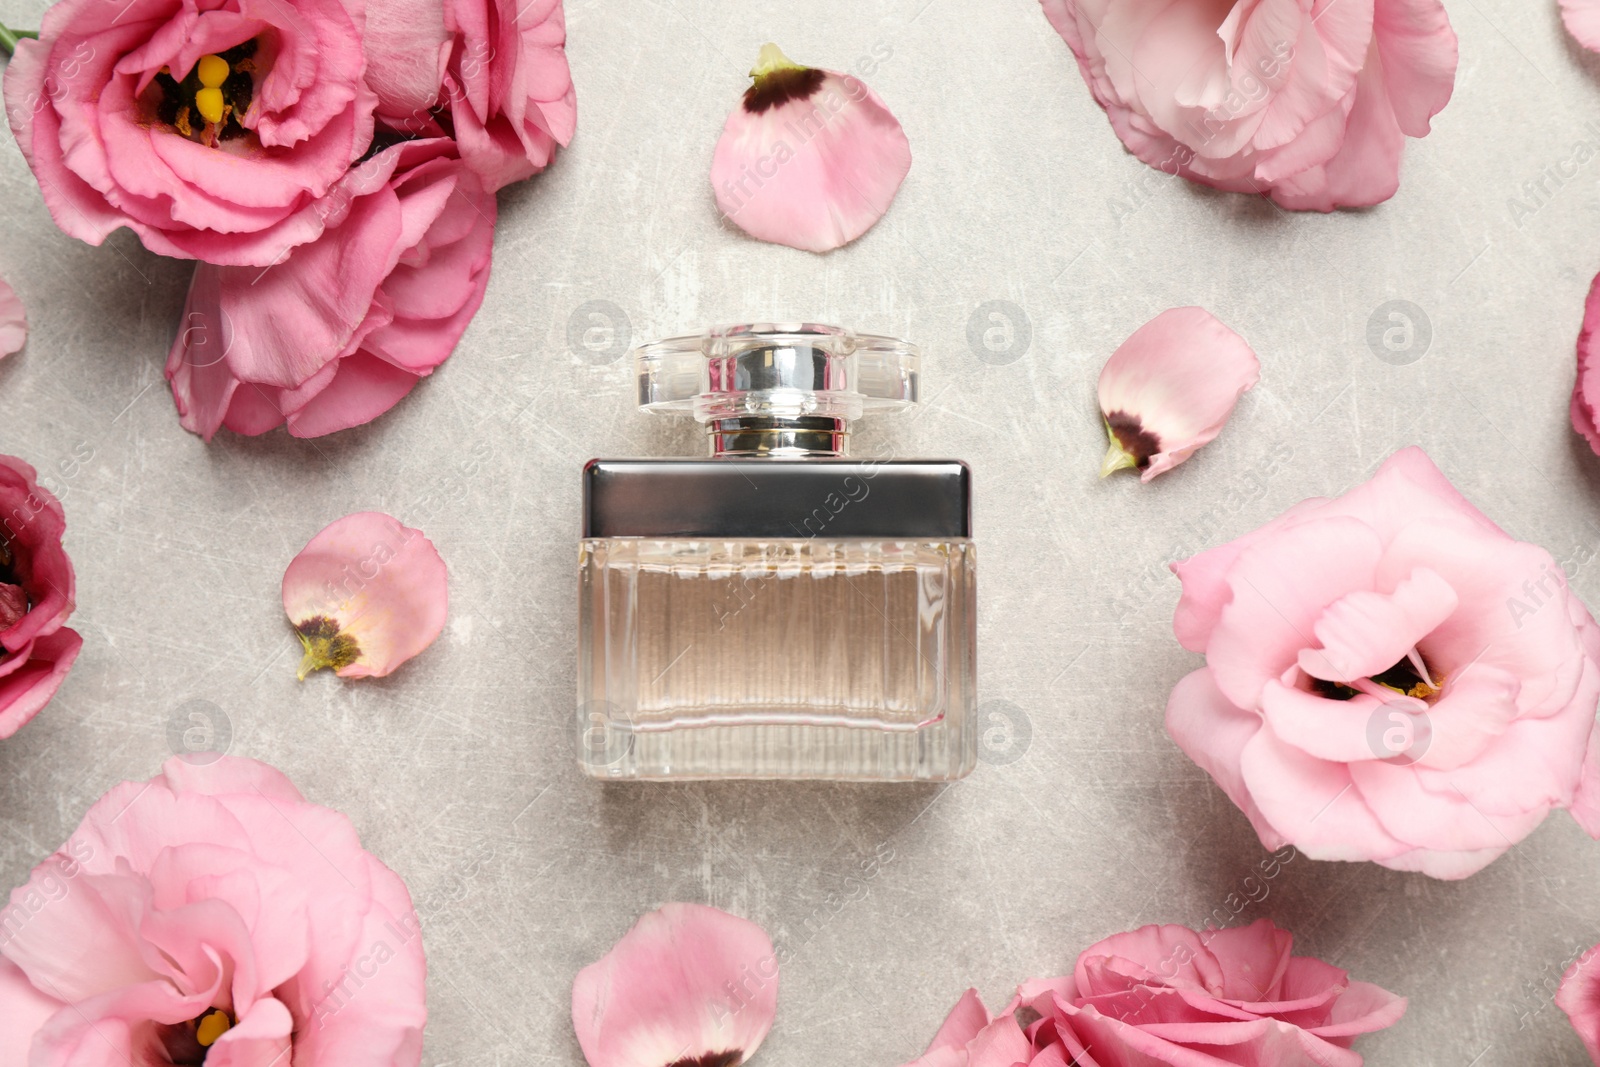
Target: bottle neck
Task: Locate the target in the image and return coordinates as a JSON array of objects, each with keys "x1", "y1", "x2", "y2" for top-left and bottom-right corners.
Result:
[{"x1": 707, "y1": 415, "x2": 850, "y2": 458}]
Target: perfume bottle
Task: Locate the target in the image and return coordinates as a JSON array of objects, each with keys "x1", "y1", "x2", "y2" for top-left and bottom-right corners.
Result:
[{"x1": 578, "y1": 323, "x2": 977, "y2": 780}]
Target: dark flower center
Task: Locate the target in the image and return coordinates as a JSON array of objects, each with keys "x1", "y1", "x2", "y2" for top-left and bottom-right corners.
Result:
[
  {"x1": 157, "y1": 1008, "x2": 233, "y2": 1064},
  {"x1": 665, "y1": 1053, "x2": 742, "y2": 1067},
  {"x1": 293, "y1": 615, "x2": 362, "y2": 678},
  {"x1": 0, "y1": 538, "x2": 26, "y2": 637},
  {"x1": 1104, "y1": 410, "x2": 1160, "y2": 469},
  {"x1": 1309, "y1": 651, "x2": 1442, "y2": 703},
  {"x1": 743, "y1": 66, "x2": 825, "y2": 113},
  {"x1": 152, "y1": 39, "x2": 258, "y2": 143}
]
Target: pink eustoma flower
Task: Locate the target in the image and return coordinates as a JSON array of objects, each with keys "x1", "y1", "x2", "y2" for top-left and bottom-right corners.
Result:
[
  {"x1": 3, "y1": 0, "x2": 376, "y2": 265},
  {"x1": 165, "y1": 138, "x2": 495, "y2": 440},
  {"x1": 1167, "y1": 446, "x2": 1600, "y2": 879},
  {"x1": 0, "y1": 755, "x2": 426, "y2": 1066},
  {"x1": 0, "y1": 276, "x2": 25, "y2": 359},
  {"x1": 360, "y1": 0, "x2": 576, "y2": 191},
  {"x1": 1039, "y1": 0, "x2": 1458, "y2": 211},
  {"x1": 573, "y1": 903, "x2": 778, "y2": 1067},
  {"x1": 0, "y1": 455, "x2": 82, "y2": 739},
  {"x1": 711, "y1": 44, "x2": 911, "y2": 253},
  {"x1": 1037, "y1": 920, "x2": 1403, "y2": 1067},
  {"x1": 1097, "y1": 307, "x2": 1260, "y2": 481},
  {"x1": 901, "y1": 921, "x2": 1402, "y2": 1067},
  {"x1": 1571, "y1": 270, "x2": 1600, "y2": 456},
  {"x1": 1559, "y1": 947, "x2": 1600, "y2": 1064},
  {"x1": 283, "y1": 511, "x2": 448, "y2": 679}
]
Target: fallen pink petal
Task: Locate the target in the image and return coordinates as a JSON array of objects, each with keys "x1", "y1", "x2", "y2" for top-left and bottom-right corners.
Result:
[
  {"x1": 282, "y1": 511, "x2": 449, "y2": 679},
  {"x1": 1097, "y1": 307, "x2": 1260, "y2": 482},
  {"x1": 0, "y1": 276, "x2": 25, "y2": 359},
  {"x1": 572, "y1": 903, "x2": 778, "y2": 1067},
  {"x1": 711, "y1": 43, "x2": 911, "y2": 253}
]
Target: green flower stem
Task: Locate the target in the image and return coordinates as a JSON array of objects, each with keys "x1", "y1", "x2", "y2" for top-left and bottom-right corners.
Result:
[{"x1": 0, "y1": 23, "x2": 40, "y2": 55}]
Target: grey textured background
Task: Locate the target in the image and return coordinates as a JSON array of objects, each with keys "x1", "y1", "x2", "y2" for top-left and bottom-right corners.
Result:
[{"x1": 3, "y1": 0, "x2": 1600, "y2": 1063}]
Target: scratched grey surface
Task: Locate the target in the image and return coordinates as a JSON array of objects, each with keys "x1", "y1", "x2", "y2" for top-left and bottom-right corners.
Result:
[{"x1": 2, "y1": 0, "x2": 1600, "y2": 1063}]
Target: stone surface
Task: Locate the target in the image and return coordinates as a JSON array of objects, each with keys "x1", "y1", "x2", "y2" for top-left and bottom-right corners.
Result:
[{"x1": 2, "y1": 0, "x2": 1599, "y2": 1063}]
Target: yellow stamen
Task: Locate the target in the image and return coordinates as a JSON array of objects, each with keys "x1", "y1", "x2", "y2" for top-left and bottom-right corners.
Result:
[
  {"x1": 197, "y1": 54, "x2": 229, "y2": 88},
  {"x1": 195, "y1": 1009, "x2": 231, "y2": 1047},
  {"x1": 195, "y1": 86, "x2": 225, "y2": 125}
]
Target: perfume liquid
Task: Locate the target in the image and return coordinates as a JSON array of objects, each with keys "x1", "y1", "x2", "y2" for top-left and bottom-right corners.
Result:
[{"x1": 578, "y1": 325, "x2": 976, "y2": 780}]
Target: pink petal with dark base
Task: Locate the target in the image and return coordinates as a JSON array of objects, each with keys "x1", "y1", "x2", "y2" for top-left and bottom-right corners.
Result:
[
  {"x1": 711, "y1": 45, "x2": 910, "y2": 253},
  {"x1": 281, "y1": 511, "x2": 448, "y2": 679},
  {"x1": 572, "y1": 903, "x2": 777, "y2": 1067},
  {"x1": 1097, "y1": 307, "x2": 1260, "y2": 481}
]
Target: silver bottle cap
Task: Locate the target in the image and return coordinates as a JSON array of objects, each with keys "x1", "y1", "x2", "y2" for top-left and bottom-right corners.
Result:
[{"x1": 634, "y1": 324, "x2": 919, "y2": 457}]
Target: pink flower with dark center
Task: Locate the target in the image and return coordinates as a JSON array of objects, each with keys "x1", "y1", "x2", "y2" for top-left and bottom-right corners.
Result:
[
  {"x1": 0, "y1": 276, "x2": 25, "y2": 359},
  {"x1": 282, "y1": 511, "x2": 449, "y2": 679},
  {"x1": 165, "y1": 137, "x2": 495, "y2": 440},
  {"x1": 0, "y1": 455, "x2": 82, "y2": 739},
  {"x1": 1039, "y1": 0, "x2": 1458, "y2": 211},
  {"x1": 1097, "y1": 307, "x2": 1260, "y2": 481},
  {"x1": 1559, "y1": 945, "x2": 1600, "y2": 1064},
  {"x1": 711, "y1": 44, "x2": 911, "y2": 253},
  {"x1": 573, "y1": 903, "x2": 778, "y2": 1067},
  {"x1": 4, "y1": 0, "x2": 376, "y2": 265},
  {"x1": 1166, "y1": 446, "x2": 1600, "y2": 878},
  {"x1": 0, "y1": 755, "x2": 426, "y2": 1067}
]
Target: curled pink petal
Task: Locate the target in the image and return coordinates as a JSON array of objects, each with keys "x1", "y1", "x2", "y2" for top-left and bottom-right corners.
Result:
[
  {"x1": 281, "y1": 511, "x2": 448, "y2": 679},
  {"x1": 572, "y1": 903, "x2": 777, "y2": 1067},
  {"x1": 441, "y1": 0, "x2": 577, "y2": 191},
  {"x1": 164, "y1": 138, "x2": 496, "y2": 441},
  {"x1": 711, "y1": 44, "x2": 910, "y2": 253},
  {"x1": 1096, "y1": 307, "x2": 1260, "y2": 481},
  {"x1": 0, "y1": 277, "x2": 25, "y2": 359},
  {"x1": 1559, "y1": 946, "x2": 1600, "y2": 1064}
]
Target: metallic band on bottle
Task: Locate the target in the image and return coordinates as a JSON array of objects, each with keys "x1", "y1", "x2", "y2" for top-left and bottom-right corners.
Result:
[{"x1": 706, "y1": 415, "x2": 849, "y2": 457}]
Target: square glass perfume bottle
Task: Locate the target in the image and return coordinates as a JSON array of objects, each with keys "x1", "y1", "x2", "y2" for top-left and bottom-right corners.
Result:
[{"x1": 578, "y1": 323, "x2": 976, "y2": 780}]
